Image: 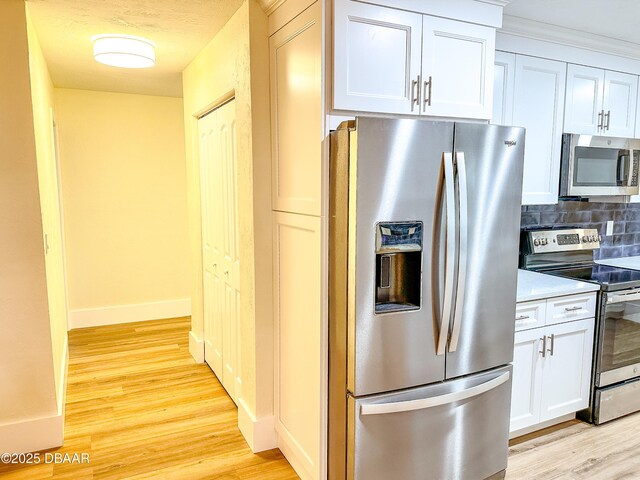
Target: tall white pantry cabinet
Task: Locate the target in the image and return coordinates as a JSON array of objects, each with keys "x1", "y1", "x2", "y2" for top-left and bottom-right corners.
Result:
[{"x1": 268, "y1": 1, "x2": 505, "y2": 479}]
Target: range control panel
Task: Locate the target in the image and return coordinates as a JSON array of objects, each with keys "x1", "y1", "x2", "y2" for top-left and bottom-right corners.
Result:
[{"x1": 527, "y1": 228, "x2": 601, "y2": 254}]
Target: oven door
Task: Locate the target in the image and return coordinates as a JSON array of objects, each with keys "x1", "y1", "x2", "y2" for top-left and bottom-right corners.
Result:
[
  {"x1": 563, "y1": 134, "x2": 640, "y2": 196},
  {"x1": 597, "y1": 290, "x2": 640, "y2": 387}
]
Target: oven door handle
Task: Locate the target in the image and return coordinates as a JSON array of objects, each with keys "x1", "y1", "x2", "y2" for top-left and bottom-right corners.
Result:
[{"x1": 608, "y1": 291, "x2": 640, "y2": 304}]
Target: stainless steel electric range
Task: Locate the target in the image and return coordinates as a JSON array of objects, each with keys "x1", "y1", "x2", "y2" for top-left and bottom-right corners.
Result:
[{"x1": 520, "y1": 227, "x2": 640, "y2": 425}]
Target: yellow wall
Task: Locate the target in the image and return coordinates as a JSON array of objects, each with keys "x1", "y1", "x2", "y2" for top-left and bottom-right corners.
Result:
[
  {"x1": 54, "y1": 89, "x2": 190, "y2": 312},
  {"x1": 0, "y1": 0, "x2": 57, "y2": 424},
  {"x1": 26, "y1": 5, "x2": 68, "y2": 406},
  {"x1": 182, "y1": 0, "x2": 273, "y2": 445}
]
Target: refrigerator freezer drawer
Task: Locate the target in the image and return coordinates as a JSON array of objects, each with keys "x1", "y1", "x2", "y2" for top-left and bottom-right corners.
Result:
[{"x1": 347, "y1": 366, "x2": 512, "y2": 480}]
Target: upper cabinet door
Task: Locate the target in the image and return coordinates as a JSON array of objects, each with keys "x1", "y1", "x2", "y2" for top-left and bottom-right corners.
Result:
[
  {"x1": 492, "y1": 51, "x2": 515, "y2": 125},
  {"x1": 333, "y1": 0, "x2": 422, "y2": 114},
  {"x1": 513, "y1": 55, "x2": 567, "y2": 205},
  {"x1": 603, "y1": 70, "x2": 638, "y2": 137},
  {"x1": 270, "y1": 2, "x2": 322, "y2": 216},
  {"x1": 421, "y1": 16, "x2": 495, "y2": 119},
  {"x1": 564, "y1": 65, "x2": 605, "y2": 134}
]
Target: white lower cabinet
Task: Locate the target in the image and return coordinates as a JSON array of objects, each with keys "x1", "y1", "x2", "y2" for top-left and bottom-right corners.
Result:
[{"x1": 510, "y1": 297, "x2": 595, "y2": 435}]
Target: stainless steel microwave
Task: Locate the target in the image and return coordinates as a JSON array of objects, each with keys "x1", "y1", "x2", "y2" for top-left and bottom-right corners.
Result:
[{"x1": 560, "y1": 133, "x2": 640, "y2": 197}]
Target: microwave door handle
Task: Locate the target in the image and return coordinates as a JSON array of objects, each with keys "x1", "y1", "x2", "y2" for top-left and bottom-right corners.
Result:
[
  {"x1": 629, "y1": 150, "x2": 635, "y2": 187},
  {"x1": 438, "y1": 152, "x2": 456, "y2": 356},
  {"x1": 617, "y1": 152, "x2": 624, "y2": 186}
]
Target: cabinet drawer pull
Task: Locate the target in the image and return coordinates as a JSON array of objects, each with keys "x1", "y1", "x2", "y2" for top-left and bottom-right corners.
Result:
[
  {"x1": 564, "y1": 306, "x2": 582, "y2": 312},
  {"x1": 597, "y1": 110, "x2": 604, "y2": 130},
  {"x1": 516, "y1": 314, "x2": 530, "y2": 320},
  {"x1": 539, "y1": 335, "x2": 547, "y2": 358},
  {"x1": 411, "y1": 75, "x2": 420, "y2": 111},
  {"x1": 423, "y1": 75, "x2": 432, "y2": 107},
  {"x1": 547, "y1": 333, "x2": 555, "y2": 356}
]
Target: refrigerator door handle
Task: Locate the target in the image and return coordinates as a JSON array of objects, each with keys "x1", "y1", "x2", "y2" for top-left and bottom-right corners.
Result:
[
  {"x1": 449, "y1": 152, "x2": 468, "y2": 352},
  {"x1": 438, "y1": 152, "x2": 456, "y2": 355},
  {"x1": 360, "y1": 372, "x2": 510, "y2": 416}
]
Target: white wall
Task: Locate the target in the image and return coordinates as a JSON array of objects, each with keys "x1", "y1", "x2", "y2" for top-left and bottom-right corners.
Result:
[
  {"x1": 54, "y1": 89, "x2": 191, "y2": 328},
  {"x1": 0, "y1": 0, "x2": 61, "y2": 453}
]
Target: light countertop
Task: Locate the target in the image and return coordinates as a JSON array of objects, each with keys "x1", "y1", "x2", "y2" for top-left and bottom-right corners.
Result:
[
  {"x1": 517, "y1": 269, "x2": 600, "y2": 303},
  {"x1": 596, "y1": 256, "x2": 640, "y2": 270}
]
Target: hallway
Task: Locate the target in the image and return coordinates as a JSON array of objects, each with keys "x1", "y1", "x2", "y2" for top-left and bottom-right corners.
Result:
[{"x1": 0, "y1": 318, "x2": 298, "y2": 479}]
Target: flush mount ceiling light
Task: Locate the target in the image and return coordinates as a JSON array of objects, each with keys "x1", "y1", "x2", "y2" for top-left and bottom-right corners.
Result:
[{"x1": 91, "y1": 34, "x2": 156, "y2": 69}]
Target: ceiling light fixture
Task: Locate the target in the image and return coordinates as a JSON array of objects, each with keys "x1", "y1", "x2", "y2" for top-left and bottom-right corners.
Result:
[{"x1": 91, "y1": 34, "x2": 156, "y2": 69}]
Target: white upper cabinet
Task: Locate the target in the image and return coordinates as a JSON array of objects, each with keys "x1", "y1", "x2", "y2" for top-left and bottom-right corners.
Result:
[
  {"x1": 421, "y1": 16, "x2": 495, "y2": 118},
  {"x1": 333, "y1": 0, "x2": 495, "y2": 119},
  {"x1": 492, "y1": 51, "x2": 515, "y2": 125},
  {"x1": 333, "y1": 0, "x2": 422, "y2": 115},
  {"x1": 270, "y1": 2, "x2": 322, "y2": 215},
  {"x1": 564, "y1": 65, "x2": 604, "y2": 135},
  {"x1": 565, "y1": 64, "x2": 638, "y2": 137},
  {"x1": 511, "y1": 55, "x2": 567, "y2": 205},
  {"x1": 603, "y1": 70, "x2": 638, "y2": 137}
]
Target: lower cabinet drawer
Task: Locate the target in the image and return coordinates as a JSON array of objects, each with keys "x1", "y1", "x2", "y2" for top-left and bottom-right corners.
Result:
[
  {"x1": 515, "y1": 300, "x2": 546, "y2": 331},
  {"x1": 545, "y1": 293, "x2": 596, "y2": 325}
]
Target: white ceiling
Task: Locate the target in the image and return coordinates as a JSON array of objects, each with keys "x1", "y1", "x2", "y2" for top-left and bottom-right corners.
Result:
[
  {"x1": 504, "y1": 0, "x2": 640, "y2": 45},
  {"x1": 28, "y1": 0, "x2": 640, "y2": 98},
  {"x1": 27, "y1": 0, "x2": 245, "y2": 97}
]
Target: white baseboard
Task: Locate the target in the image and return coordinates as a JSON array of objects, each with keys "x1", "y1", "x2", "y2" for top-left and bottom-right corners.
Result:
[
  {"x1": 509, "y1": 413, "x2": 576, "y2": 440},
  {"x1": 0, "y1": 412, "x2": 64, "y2": 454},
  {"x1": 57, "y1": 336, "x2": 68, "y2": 416},
  {"x1": 189, "y1": 330, "x2": 204, "y2": 363},
  {"x1": 0, "y1": 337, "x2": 69, "y2": 454},
  {"x1": 277, "y1": 419, "x2": 316, "y2": 480},
  {"x1": 237, "y1": 398, "x2": 277, "y2": 453},
  {"x1": 69, "y1": 299, "x2": 191, "y2": 329}
]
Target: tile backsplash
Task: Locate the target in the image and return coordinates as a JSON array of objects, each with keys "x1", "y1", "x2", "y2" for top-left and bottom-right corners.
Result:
[{"x1": 521, "y1": 200, "x2": 640, "y2": 259}]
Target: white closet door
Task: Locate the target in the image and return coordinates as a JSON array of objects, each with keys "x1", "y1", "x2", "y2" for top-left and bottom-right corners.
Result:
[
  {"x1": 199, "y1": 109, "x2": 224, "y2": 381},
  {"x1": 198, "y1": 99, "x2": 240, "y2": 404}
]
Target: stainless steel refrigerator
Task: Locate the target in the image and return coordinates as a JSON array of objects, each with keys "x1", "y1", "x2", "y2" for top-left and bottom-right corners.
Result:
[{"x1": 329, "y1": 117, "x2": 525, "y2": 480}]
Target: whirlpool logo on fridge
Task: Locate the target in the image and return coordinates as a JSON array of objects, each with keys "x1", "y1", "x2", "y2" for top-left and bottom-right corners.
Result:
[{"x1": 504, "y1": 140, "x2": 517, "y2": 147}]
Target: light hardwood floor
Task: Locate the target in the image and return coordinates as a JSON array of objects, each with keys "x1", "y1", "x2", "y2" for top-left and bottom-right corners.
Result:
[
  {"x1": 0, "y1": 317, "x2": 298, "y2": 480},
  {"x1": 1, "y1": 317, "x2": 639, "y2": 479}
]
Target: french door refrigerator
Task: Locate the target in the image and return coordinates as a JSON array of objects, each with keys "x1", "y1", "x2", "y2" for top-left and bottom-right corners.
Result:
[{"x1": 329, "y1": 117, "x2": 525, "y2": 480}]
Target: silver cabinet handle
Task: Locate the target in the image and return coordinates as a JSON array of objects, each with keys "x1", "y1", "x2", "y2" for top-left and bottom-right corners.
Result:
[
  {"x1": 604, "y1": 110, "x2": 611, "y2": 130},
  {"x1": 597, "y1": 110, "x2": 604, "y2": 130},
  {"x1": 547, "y1": 333, "x2": 555, "y2": 356},
  {"x1": 438, "y1": 152, "x2": 456, "y2": 356},
  {"x1": 539, "y1": 335, "x2": 547, "y2": 357},
  {"x1": 360, "y1": 372, "x2": 510, "y2": 415},
  {"x1": 449, "y1": 152, "x2": 467, "y2": 352},
  {"x1": 564, "y1": 306, "x2": 581, "y2": 312},
  {"x1": 516, "y1": 314, "x2": 530, "y2": 320},
  {"x1": 411, "y1": 75, "x2": 420, "y2": 111},
  {"x1": 423, "y1": 76, "x2": 432, "y2": 108}
]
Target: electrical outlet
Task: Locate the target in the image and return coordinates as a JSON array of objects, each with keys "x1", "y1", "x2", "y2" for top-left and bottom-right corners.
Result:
[{"x1": 606, "y1": 221, "x2": 614, "y2": 236}]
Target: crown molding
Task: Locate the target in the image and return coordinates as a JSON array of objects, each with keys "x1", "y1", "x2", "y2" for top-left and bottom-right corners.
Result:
[
  {"x1": 500, "y1": 15, "x2": 640, "y2": 61},
  {"x1": 259, "y1": 0, "x2": 286, "y2": 15},
  {"x1": 477, "y1": 0, "x2": 513, "y2": 6}
]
